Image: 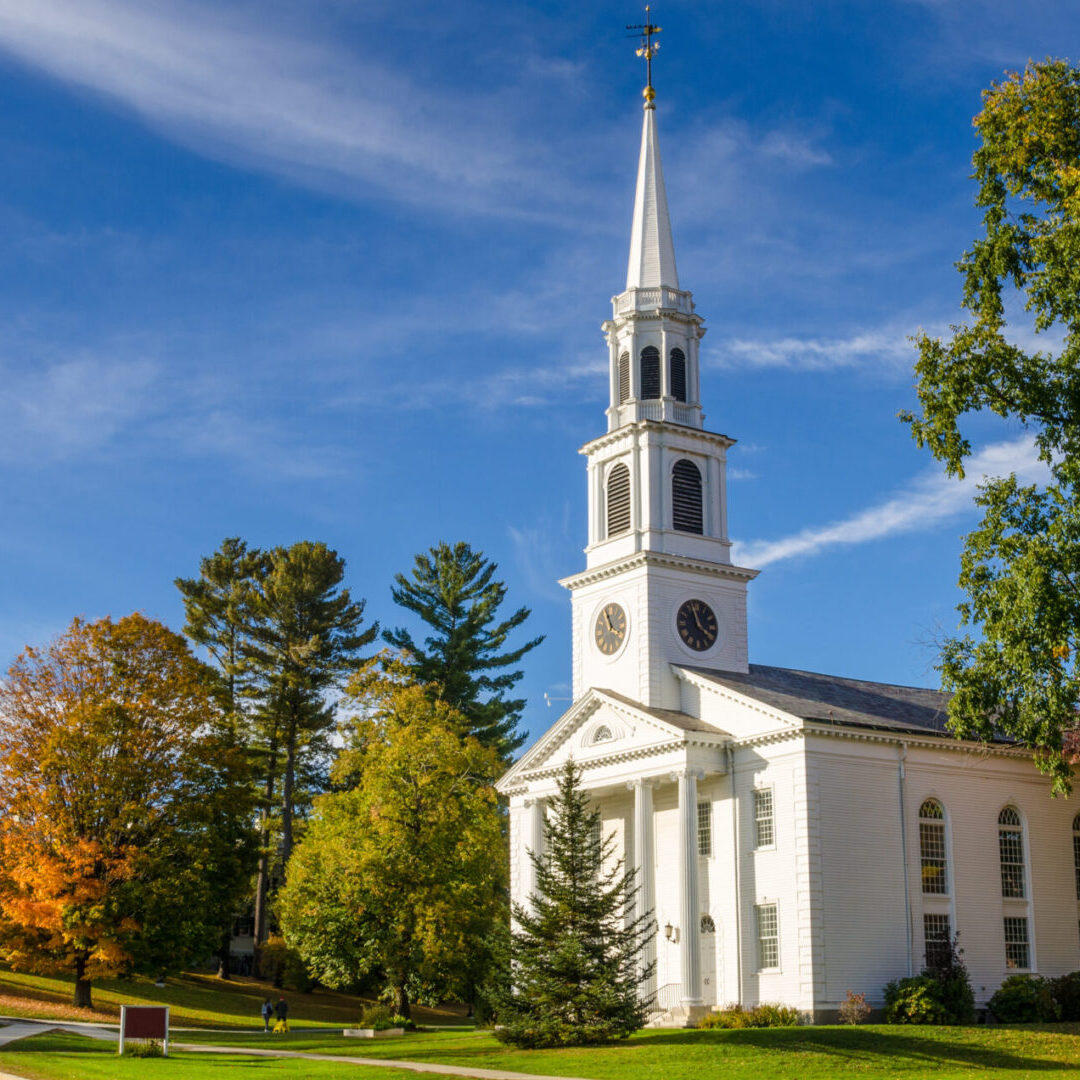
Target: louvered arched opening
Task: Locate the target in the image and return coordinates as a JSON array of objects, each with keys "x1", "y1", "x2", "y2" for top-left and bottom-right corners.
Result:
[
  {"x1": 640, "y1": 346, "x2": 661, "y2": 399},
  {"x1": 606, "y1": 463, "x2": 631, "y2": 537},
  {"x1": 670, "y1": 347, "x2": 687, "y2": 402},
  {"x1": 618, "y1": 352, "x2": 630, "y2": 404},
  {"x1": 672, "y1": 458, "x2": 703, "y2": 534}
]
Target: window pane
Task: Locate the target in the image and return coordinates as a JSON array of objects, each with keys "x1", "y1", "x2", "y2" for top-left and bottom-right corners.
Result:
[
  {"x1": 924, "y1": 913, "x2": 951, "y2": 969},
  {"x1": 1004, "y1": 917, "x2": 1029, "y2": 970},
  {"x1": 756, "y1": 904, "x2": 779, "y2": 970},
  {"x1": 697, "y1": 800, "x2": 712, "y2": 857},
  {"x1": 754, "y1": 788, "x2": 774, "y2": 848},
  {"x1": 920, "y1": 821, "x2": 948, "y2": 894},
  {"x1": 999, "y1": 826, "x2": 1026, "y2": 898},
  {"x1": 1073, "y1": 826, "x2": 1080, "y2": 902}
]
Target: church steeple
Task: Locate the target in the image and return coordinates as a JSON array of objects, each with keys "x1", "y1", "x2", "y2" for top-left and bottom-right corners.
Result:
[{"x1": 626, "y1": 100, "x2": 679, "y2": 291}]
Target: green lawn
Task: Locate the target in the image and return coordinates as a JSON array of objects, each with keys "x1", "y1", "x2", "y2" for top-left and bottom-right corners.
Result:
[
  {"x1": 0, "y1": 1032, "x2": 464, "y2": 1080},
  {"x1": 0, "y1": 966, "x2": 464, "y2": 1029},
  {"x1": 4, "y1": 1023, "x2": 1080, "y2": 1080}
]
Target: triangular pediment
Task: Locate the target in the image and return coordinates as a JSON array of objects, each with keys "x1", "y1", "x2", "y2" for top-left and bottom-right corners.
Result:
[
  {"x1": 673, "y1": 664, "x2": 806, "y2": 739},
  {"x1": 496, "y1": 687, "x2": 727, "y2": 794}
]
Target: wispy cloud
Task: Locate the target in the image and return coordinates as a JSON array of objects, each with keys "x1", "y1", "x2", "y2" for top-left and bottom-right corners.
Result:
[
  {"x1": 710, "y1": 326, "x2": 918, "y2": 373},
  {"x1": 732, "y1": 437, "x2": 1049, "y2": 568},
  {"x1": 0, "y1": 0, "x2": 577, "y2": 219}
]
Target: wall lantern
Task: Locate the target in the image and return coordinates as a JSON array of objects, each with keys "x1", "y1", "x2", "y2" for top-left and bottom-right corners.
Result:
[
  {"x1": 664, "y1": 922, "x2": 678, "y2": 943},
  {"x1": 664, "y1": 922, "x2": 673, "y2": 940}
]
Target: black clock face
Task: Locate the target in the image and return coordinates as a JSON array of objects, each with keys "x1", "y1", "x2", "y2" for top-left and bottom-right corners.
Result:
[
  {"x1": 594, "y1": 602, "x2": 628, "y2": 655},
  {"x1": 676, "y1": 599, "x2": 719, "y2": 652}
]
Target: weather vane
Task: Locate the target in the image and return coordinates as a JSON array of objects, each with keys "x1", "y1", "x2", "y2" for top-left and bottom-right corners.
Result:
[{"x1": 627, "y1": 6, "x2": 662, "y2": 101}]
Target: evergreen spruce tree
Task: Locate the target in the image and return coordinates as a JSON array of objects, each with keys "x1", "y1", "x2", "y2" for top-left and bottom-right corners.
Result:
[
  {"x1": 385, "y1": 541, "x2": 543, "y2": 762},
  {"x1": 495, "y1": 759, "x2": 654, "y2": 1048}
]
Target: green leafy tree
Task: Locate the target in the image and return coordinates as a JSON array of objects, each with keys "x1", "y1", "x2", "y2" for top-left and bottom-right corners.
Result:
[
  {"x1": 385, "y1": 541, "x2": 543, "y2": 761},
  {"x1": 0, "y1": 614, "x2": 256, "y2": 1008},
  {"x1": 496, "y1": 759, "x2": 653, "y2": 1048},
  {"x1": 277, "y1": 664, "x2": 505, "y2": 1016},
  {"x1": 175, "y1": 536, "x2": 267, "y2": 976},
  {"x1": 246, "y1": 541, "x2": 377, "y2": 944},
  {"x1": 902, "y1": 59, "x2": 1080, "y2": 792}
]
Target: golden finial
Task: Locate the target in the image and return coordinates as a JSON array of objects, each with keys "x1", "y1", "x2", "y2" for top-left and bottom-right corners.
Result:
[{"x1": 627, "y1": 6, "x2": 662, "y2": 103}]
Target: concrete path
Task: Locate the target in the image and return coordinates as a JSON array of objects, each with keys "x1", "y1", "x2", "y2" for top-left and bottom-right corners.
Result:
[{"x1": 0, "y1": 1020, "x2": 115, "y2": 1047}]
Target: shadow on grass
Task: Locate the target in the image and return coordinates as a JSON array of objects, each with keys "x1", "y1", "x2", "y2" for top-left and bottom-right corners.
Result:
[{"x1": 636, "y1": 1025, "x2": 1080, "y2": 1072}]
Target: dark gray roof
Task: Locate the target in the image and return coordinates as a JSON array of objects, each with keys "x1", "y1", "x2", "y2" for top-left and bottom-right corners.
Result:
[
  {"x1": 596, "y1": 688, "x2": 728, "y2": 735},
  {"x1": 683, "y1": 663, "x2": 955, "y2": 737}
]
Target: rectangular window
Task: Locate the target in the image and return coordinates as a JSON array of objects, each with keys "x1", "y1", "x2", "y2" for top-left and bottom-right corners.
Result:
[
  {"x1": 923, "y1": 913, "x2": 951, "y2": 969},
  {"x1": 589, "y1": 816, "x2": 602, "y2": 853},
  {"x1": 999, "y1": 829, "x2": 1026, "y2": 898},
  {"x1": 1004, "y1": 917, "x2": 1030, "y2": 970},
  {"x1": 754, "y1": 788, "x2": 774, "y2": 848},
  {"x1": 756, "y1": 903, "x2": 779, "y2": 970},
  {"x1": 697, "y1": 801, "x2": 712, "y2": 857},
  {"x1": 920, "y1": 821, "x2": 948, "y2": 894},
  {"x1": 1073, "y1": 832, "x2": 1080, "y2": 900}
]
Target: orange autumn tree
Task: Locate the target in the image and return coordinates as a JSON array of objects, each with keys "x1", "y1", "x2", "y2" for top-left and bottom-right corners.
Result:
[{"x1": 0, "y1": 613, "x2": 255, "y2": 1008}]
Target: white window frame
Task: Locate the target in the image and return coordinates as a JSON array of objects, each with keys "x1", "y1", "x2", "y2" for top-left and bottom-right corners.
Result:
[
  {"x1": 1003, "y1": 916, "x2": 1031, "y2": 971},
  {"x1": 753, "y1": 786, "x2": 775, "y2": 849},
  {"x1": 697, "y1": 800, "x2": 712, "y2": 857},
  {"x1": 755, "y1": 902, "x2": 780, "y2": 972}
]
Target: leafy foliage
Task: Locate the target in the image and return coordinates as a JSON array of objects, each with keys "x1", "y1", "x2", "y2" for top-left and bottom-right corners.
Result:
[
  {"x1": 0, "y1": 615, "x2": 255, "y2": 1008},
  {"x1": 1051, "y1": 970, "x2": 1080, "y2": 1021},
  {"x1": 901, "y1": 60, "x2": 1080, "y2": 792},
  {"x1": 495, "y1": 759, "x2": 653, "y2": 1049},
  {"x1": 837, "y1": 991, "x2": 872, "y2": 1025},
  {"x1": 922, "y1": 934, "x2": 976, "y2": 1024},
  {"x1": 277, "y1": 667, "x2": 505, "y2": 1018},
  {"x1": 883, "y1": 977, "x2": 949, "y2": 1025},
  {"x1": 385, "y1": 541, "x2": 543, "y2": 761},
  {"x1": 697, "y1": 1003, "x2": 801, "y2": 1029},
  {"x1": 989, "y1": 974, "x2": 1061, "y2": 1022}
]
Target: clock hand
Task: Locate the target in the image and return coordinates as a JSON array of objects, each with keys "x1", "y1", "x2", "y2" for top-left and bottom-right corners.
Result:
[
  {"x1": 605, "y1": 611, "x2": 615, "y2": 631},
  {"x1": 691, "y1": 603, "x2": 705, "y2": 632}
]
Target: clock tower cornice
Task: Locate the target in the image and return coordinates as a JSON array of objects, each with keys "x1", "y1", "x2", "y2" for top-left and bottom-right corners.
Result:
[
  {"x1": 580, "y1": 420, "x2": 735, "y2": 458},
  {"x1": 561, "y1": 550, "x2": 759, "y2": 592}
]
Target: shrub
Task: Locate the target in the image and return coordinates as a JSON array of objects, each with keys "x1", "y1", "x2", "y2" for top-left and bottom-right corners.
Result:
[
  {"x1": 123, "y1": 1040, "x2": 165, "y2": 1058},
  {"x1": 884, "y1": 977, "x2": 949, "y2": 1024},
  {"x1": 922, "y1": 933, "x2": 976, "y2": 1024},
  {"x1": 359, "y1": 1005, "x2": 396, "y2": 1031},
  {"x1": 696, "y1": 1003, "x2": 800, "y2": 1029},
  {"x1": 989, "y1": 975, "x2": 1060, "y2": 1023},
  {"x1": 260, "y1": 936, "x2": 317, "y2": 993},
  {"x1": 838, "y1": 990, "x2": 872, "y2": 1025},
  {"x1": 1051, "y1": 971, "x2": 1080, "y2": 1022},
  {"x1": 389, "y1": 1014, "x2": 416, "y2": 1031}
]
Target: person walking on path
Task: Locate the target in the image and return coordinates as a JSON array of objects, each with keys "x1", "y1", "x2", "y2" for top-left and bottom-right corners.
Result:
[
  {"x1": 274, "y1": 996, "x2": 289, "y2": 1033},
  {"x1": 260, "y1": 998, "x2": 273, "y2": 1032}
]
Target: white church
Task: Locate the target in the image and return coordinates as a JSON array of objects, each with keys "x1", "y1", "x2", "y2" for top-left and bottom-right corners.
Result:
[{"x1": 496, "y1": 77, "x2": 1080, "y2": 1024}]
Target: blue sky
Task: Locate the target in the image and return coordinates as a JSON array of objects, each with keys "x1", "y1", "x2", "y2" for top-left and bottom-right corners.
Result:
[{"x1": 0, "y1": 0, "x2": 1068, "y2": 747}]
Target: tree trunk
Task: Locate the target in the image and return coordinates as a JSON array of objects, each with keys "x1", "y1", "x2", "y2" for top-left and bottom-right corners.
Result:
[
  {"x1": 253, "y1": 764, "x2": 278, "y2": 959},
  {"x1": 216, "y1": 925, "x2": 232, "y2": 980},
  {"x1": 280, "y1": 716, "x2": 297, "y2": 872},
  {"x1": 73, "y1": 953, "x2": 93, "y2": 1009},
  {"x1": 392, "y1": 982, "x2": 410, "y2": 1019}
]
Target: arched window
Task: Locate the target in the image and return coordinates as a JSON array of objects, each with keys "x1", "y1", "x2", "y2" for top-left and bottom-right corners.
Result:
[
  {"x1": 700, "y1": 913, "x2": 716, "y2": 934},
  {"x1": 618, "y1": 351, "x2": 630, "y2": 405},
  {"x1": 670, "y1": 347, "x2": 687, "y2": 402},
  {"x1": 672, "y1": 459, "x2": 703, "y2": 534},
  {"x1": 593, "y1": 725, "x2": 612, "y2": 744},
  {"x1": 606, "y1": 463, "x2": 631, "y2": 537},
  {"x1": 640, "y1": 346, "x2": 661, "y2": 399},
  {"x1": 999, "y1": 806, "x2": 1026, "y2": 898},
  {"x1": 1072, "y1": 813, "x2": 1080, "y2": 900},
  {"x1": 919, "y1": 799, "x2": 947, "y2": 895}
]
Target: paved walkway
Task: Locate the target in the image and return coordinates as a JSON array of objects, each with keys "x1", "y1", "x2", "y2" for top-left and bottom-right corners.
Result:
[{"x1": 0, "y1": 1018, "x2": 596, "y2": 1080}]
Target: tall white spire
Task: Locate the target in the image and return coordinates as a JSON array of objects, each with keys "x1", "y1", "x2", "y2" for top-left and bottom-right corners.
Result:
[{"x1": 625, "y1": 100, "x2": 679, "y2": 291}]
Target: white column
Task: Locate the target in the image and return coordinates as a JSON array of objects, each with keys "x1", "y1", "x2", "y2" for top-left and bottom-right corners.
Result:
[
  {"x1": 628, "y1": 779, "x2": 656, "y2": 1000},
  {"x1": 674, "y1": 768, "x2": 703, "y2": 1006},
  {"x1": 523, "y1": 797, "x2": 545, "y2": 915}
]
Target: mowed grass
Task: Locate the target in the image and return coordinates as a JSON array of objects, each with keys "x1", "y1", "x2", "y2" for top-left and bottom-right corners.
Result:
[
  {"x1": 5, "y1": 1022, "x2": 1080, "y2": 1080},
  {"x1": 0, "y1": 1032, "x2": 464, "y2": 1080},
  {"x1": 0, "y1": 966, "x2": 465, "y2": 1029}
]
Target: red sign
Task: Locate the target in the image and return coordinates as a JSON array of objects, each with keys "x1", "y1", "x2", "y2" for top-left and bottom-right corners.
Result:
[{"x1": 119, "y1": 1005, "x2": 170, "y2": 1055}]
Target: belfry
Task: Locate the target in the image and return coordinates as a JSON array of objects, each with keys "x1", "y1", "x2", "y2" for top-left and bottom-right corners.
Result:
[{"x1": 497, "y1": 31, "x2": 1080, "y2": 1025}]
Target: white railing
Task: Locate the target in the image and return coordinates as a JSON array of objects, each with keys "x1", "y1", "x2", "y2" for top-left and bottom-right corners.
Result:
[
  {"x1": 613, "y1": 287, "x2": 694, "y2": 316},
  {"x1": 672, "y1": 404, "x2": 696, "y2": 426},
  {"x1": 654, "y1": 982, "x2": 682, "y2": 1012}
]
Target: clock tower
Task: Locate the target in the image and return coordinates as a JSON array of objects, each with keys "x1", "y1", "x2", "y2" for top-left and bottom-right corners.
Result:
[{"x1": 560, "y1": 78, "x2": 758, "y2": 711}]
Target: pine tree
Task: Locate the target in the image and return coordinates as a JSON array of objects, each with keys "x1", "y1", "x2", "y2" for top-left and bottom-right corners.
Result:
[
  {"x1": 495, "y1": 759, "x2": 654, "y2": 1048},
  {"x1": 385, "y1": 541, "x2": 543, "y2": 762}
]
